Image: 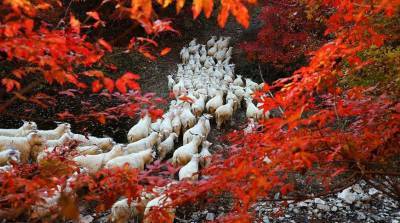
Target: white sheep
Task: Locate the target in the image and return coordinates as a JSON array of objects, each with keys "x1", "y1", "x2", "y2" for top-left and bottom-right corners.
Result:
[
  {"x1": 215, "y1": 99, "x2": 234, "y2": 129},
  {"x1": 71, "y1": 133, "x2": 114, "y2": 151},
  {"x1": 180, "y1": 47, "x2": 190, "y2": 64},
  {"x1": 179, "y1": 154, "x2": 200, "y2": 181},
  {"x1": 158, "y1": 133, "x2": 178, "y2": 160},
  {"x1": 178, "y1": 103, "x2": 196, "y2": 134},
  {"x1": 160, "y1": 113, "x2": 173, "y2": 139},
  {"x1": 199, "y1": 141, "x2": 212, "y2": 168},
  {"x1": 172, "y1": 135, "x2": 203, "y2": 166},
  {"x1": 206, "y1": 91, "x2": 224, "y2": 115},
  {"x1": 125, "y1": 132, "x2": 161, "y2": 154},
  {"x1": 143, "y1": 194, "x2": 175, "y2": 223},
  {"x1": 150, "y1": 119, "x2": 162, "y2": 133},
  {"x1": 37, "y1": 123, "x2": 71, "y2": 140},
  {"x1": 167, "y1": 75, "x2": 175, "y2": 91},
  {"x1": 172, "y1": 79, "x2": 186, "y2": 97},
  {"x1": 127, "y1": 114, "x2": 152, "y2": 143},
  {"x1": 233, "y1": 75, "x2": 244, "y2": 87},
  {"x1": 110, "y1": 198, "x2": 144, "y2": 223},
  {"x1": 0, "y1": 148, "x2": 20, "y2": 166},
  {"x1": 207, "y1": 36, "x2": 217, "y2": 48},
  {"x1": 0, "y1": 120, "x2": 37, "y2": 137},
  {"x1": 46, "y1": 132, "x2": 73, "y2": 147},
  {"x1": 73, "y1": 144, "x2": 125, "y2": 174},
  {"x1": 191, "y1": 94, "x2": 206, "y2": 117},
  {"x1": 226, "y1": 90, "x2": 239, "y2": 112},
  {"x1": 182, "y1": 116, "x2": 208, "y2": 145},
  {"x1": 0, "y1": 132, "x2": 45, "y2": 163},
  {"x1": 245, "y1": 78, "x2": 259, "y2": 91},
  {"x1": 207, "y1": 45, "x2": 217, "y2": 56},
  {"x1": 245, "y1": 97, "x2": 262, "y2": 121},
  {"x1": 76, "y1": 145, "x2": 103, "y2": 155},
  {"x1": 171, "y1": 111, "x2": 181, "y2": 137},
  {"x1": 105, "y1": 149, "x2": 155, "y2": 170},
  {"x1": 218, "y1": 37, "x2": 231, "y2": 50}
]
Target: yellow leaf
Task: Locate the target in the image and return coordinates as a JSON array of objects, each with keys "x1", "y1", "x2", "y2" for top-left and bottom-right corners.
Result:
[
  {"x1": 202, "y1": 0, "x2": 213, "y2": 18},
  {"x1": 176, "y1": 0, "x2": 185, "y2": 13}
]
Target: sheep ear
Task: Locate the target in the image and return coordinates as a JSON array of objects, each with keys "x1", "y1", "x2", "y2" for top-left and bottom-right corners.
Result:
[{"x1": 22, "y1": 120, "x2": 28, "y2": 124}]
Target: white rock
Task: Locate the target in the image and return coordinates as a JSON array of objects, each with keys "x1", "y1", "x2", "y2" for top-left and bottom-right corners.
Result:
[
  {"x1": 297, "y1": 201, "x2": 308, "y2": 207},
  {"x1": 352, "y1": 184, "x2": 363, "y2": 194},
  {"x1": 79, "y1": 215, "x2": 94, "y2": 223},
  {"x1": 357, "y1": 212, "x2": 366, "y2": 220},
  {"x1": 262, "y1": 216, "x2": 270, "y2": 223},
  {"x1": 314, "y1": 198, "x2": 326, "y2": 205},
  {"x1": 206, "y1": 212, "x2": 215, "y2": 221},
  {"x1": 368, "y1": 188, "x2": 379, "y2": 195},
  {"x1": 316, "y1": 204, "x2": 330, "y2": 211},
  {"x1": 331, "y1": 206, "x2": 338, "y2": 212},
  {"x1": 338, "y1": 188, "x2": 357, "y2": 204}
]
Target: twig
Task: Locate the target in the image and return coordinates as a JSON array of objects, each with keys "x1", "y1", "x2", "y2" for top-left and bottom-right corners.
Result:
[{"x1": 257, "y1": 64, "x2": 285, "y2": 115}]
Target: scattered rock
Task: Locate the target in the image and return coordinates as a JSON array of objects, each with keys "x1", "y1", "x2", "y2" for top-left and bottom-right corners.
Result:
[
  {"x1": 357, "y1": 212, "x2": 366, "y2": 220},
  {"x1": 338, "y1": 188, "x2": 357, "y2": 204},
  {"x1": 206, "y1": 212, "x2": 215, "y2": 221},
  {"x1": 368, "y1": 188, "x2": 379, "y2": 196},
  {"x1": 316, "y1": 204, "x2": 330, "y2": 211},
  {"x1": 314, "y1": 198, "x2": 325, "y2": 205},
  {"x1": 262, "y1": 216, "x2": 270, "y2": 223}
]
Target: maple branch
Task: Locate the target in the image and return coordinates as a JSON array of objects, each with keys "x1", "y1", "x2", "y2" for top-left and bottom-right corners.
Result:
[{"x1": 257, "y1": 63, "x2": 285, "y2": 115}]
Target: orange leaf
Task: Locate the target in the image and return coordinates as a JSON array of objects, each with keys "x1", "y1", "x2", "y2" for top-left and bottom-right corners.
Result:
[
  {"x1": 179, "y1": 95, "x2": 194, "y2": 103},
  {"x1": 86, "y1": 11, "x2": 101, "y2": 21},
  {"x1": 123, "y1": 72, "x2": 140, "y2": 80},
  {"x1": 84, "y1": 70, "x2": 104, "y2": 78},
  {"x1": 103, "y1": 77, "x2": 114, "y2": 92},
  {"x1": 160, "y1": 47, "x2": 171, "y2": 56},
  {"x1": 149, "y1": 109, "x2": 164, "y2": 120},
  {"x1": 92, "y1": 80, "x2": 103, "y2": 93},
  {"x1": 1, "y1": 78, "x2": 21, "y2": 92},
  {"x1": 202, "y1": 0, "x2": 213, "y2": 18},
  {"x1": 176, "y1": 0, "x2": 185, "y2": 13},
  {"x1": 116, "y1": 78, "x2": 127, "y2": 94},
  {"x1": 70, "y1": 14, "x2": 80, "y2": 33},
  {"x1": 97, "y1": 115, "x2": 106, "y2": 124},
  {"x1": 98, "y1": 38, "x2": 112, "y2": 52},
  {"x1": 218, "y1": 7, "x2": 229, "y2": 27},
  {"x1": 192, "y1": 0, "x2": 203, "y2": 19}
]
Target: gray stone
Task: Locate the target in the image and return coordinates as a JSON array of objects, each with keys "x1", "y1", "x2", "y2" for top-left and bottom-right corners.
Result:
[
  {"x1": 206, "y1": 212, "x2": 215, "y2": 221},
  {"x1": 352, "y1": 184, "x2": 363, "y2": 194},
  {"x1": 297, "y1": 201, "x2": 308, "y2": 207},
  {"x1": 371, "y1": 214, "x2": 383, "y2": 221},
  {"x1": 262, "y1": 216, "x2": 270, "y2": 223},
  {"x1": 368, "y1": 188, "x2": 379, "y2": 195},
  {"x1": 314, "y1": 198, "x2": 326, "y2": 205},
  {"x1": 331, "y1": 206, "x2": 338, "y2": 212},
  {"x1": 357, "y1": 212, "x2": 366, "y2": 220},
  {"x1": 317, "y1": 204, "x2": 330, "y2": 211},
  {"x1": 293, "y1": 208, "x2": 300, "y2": 214}
]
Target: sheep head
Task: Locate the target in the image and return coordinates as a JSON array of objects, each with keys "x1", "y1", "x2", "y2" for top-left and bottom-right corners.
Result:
[
  {"x1": 202, "y1": 141, "x2": 212, "y2": 149},
  {"x1": 27, "y1": 132, "x2": 45, "y2": 146},
  {"x1": 111, "y1": 144, "x2": 125, "y2": 156},
  {"x1": 22, "y1": 120, "x2": 37, "y2": 131}
]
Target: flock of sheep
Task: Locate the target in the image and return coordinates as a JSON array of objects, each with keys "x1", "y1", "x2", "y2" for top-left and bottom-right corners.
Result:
[{"x1": 0, "y1": 36, "x2": 268, "y2": 222}]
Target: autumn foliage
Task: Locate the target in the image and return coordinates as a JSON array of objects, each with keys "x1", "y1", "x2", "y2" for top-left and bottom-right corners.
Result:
[{"x1": 1, "y1": 0, "x2": 400, "y2": 222}]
